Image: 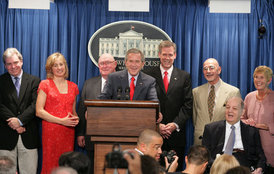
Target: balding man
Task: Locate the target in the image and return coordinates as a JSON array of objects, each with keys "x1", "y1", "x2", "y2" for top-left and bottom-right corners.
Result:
[
  {"x1": 135, "y1": 129, "x2": 163, "y2": 161},
  {"x1": 135, "y1": 129, "x2": 178, "y2": 173},
  {"x1": 202, "y1": 97, "x2": 266, "y2": 174},
  {"x1": 193, "y1": 58, "x2": 241, "y2": 145},
  {"x1": 76, "y1": 53, "x2": 117, "y2": 173}
]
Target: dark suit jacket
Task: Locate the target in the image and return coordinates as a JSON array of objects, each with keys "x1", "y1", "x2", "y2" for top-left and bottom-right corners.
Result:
[
  {"x1": 98, "y1": 70, "x2": 158, "y2": 101},
  {"x1": 76, "y1": 76, "x2": 101, "y2": 137},
  {"x1": 202, "y1": 120, "x2": 266, "y2": 170},
  {"x1": 144, "y1": 67, "x2": 193, "y2": 147},
  {"x1": 0, "y1": 72, "x2": 40, "y2": 150}
]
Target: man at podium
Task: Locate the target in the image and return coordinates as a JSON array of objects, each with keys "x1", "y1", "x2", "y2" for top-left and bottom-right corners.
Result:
[{"x1": 98, "y1": 48, "x2": 158, "y2": 101}]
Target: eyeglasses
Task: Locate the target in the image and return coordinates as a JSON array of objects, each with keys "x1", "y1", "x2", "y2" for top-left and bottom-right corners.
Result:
[
  {"x1": 98, "y1": 61, "x2": 115, "y2": 66},
  {"x1": 203, "y1": 65, "x2": 215, "y2": 71}
]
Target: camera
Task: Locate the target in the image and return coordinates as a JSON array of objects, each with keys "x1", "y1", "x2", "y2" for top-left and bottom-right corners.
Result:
[
  {"x1": 161, "y1": 150, "x2": 176, "y2": 163},
  {"x1": 105, "y1": 144, "x2": 133, "y2": 169}
]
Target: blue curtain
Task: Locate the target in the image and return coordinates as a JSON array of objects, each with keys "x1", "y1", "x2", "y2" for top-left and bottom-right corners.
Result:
[{"x1": 0, "y1": 0, "x2": 273, "y2": 170}]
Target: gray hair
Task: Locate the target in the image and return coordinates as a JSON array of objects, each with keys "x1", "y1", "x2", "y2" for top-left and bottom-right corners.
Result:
[{"x1": 2, "y1": 48, "x2": 23, "y2": 64}]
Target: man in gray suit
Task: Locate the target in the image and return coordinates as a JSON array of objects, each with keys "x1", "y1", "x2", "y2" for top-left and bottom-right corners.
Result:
[
  {"x1": 76, "y1": 53, "x2": 117, "y2": 173},
  {"x1": 193, "y1": 58, "x2": 241, "y2": 145},
  {"x1": 99, "y1": 48, "x2": 158, "y2": 101}
]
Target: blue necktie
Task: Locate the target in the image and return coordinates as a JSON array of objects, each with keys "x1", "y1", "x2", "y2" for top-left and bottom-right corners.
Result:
[
  {"x1": 224, "y1": 125, "x2": 235, "y2": 155},
  {"x1": 14, "y1": 77, "x2": 20, "y2": 97}
]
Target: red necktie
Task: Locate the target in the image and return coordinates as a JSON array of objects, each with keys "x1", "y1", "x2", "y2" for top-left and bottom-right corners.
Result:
[
  {"x1": 130, "y1": 77, "x2": 135, "y2": 100},
  {"x1": 163, "y1": 71, "x2": 169, "y2": 93}
]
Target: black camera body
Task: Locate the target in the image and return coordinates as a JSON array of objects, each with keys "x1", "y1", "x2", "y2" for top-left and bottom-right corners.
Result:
[
  {"x1": 105, "y1": 144, "x2": 133, "y2": 169},
  {"x1": 161, "y1": 150, "x2": 176, "y2": 163}
]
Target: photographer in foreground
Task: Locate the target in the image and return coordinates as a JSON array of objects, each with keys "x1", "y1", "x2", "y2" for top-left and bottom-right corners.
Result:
[{"x1": 135, "y1": 129, "x2": 178, "y2": 172}]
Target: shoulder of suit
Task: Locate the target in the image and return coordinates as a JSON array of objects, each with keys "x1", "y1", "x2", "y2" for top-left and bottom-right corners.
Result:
[
  {"x1": 193, "y1": 83, "x2": 207, "y2": 91},
  {"x1": 240, "y1": 121, "x2": 257, "y2": 130},
  {"x1": 140, "y1": 71, "x2": 156, "y2": 81},
  {"x1": 221, "y1": 81, "x2": 240, "y2": 91},
  {"x1": 0, "y1": 72, "x2": 9, "y2": 79},
  {"x1": 22, "y1": 72, "x2": 40, "y2": 80},
  {"x1": 85, "y1": 76, "x2": 101, "y2": 83},
  {"x1": 207, "y1": 120, "x2": 225, "y2": 128}
]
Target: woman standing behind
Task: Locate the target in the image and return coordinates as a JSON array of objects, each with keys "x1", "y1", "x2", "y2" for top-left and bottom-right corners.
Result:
[
  {"x1": 241, "y1": 65, "x2": 273, "y2": 174},
  {"x1": 36, "y1": 52, "x2": 79, "y2": 174}
]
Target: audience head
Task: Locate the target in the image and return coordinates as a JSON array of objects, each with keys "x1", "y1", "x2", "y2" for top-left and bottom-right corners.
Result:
[
  {"x1": 225, "y1": 97, "x2": 244, "y2": 125},
  {"x1": 125, "y1": 48, "x2": 145, "y2": 76},
  {"x1": 253, "y1": 65, "x2": 273, "y2": 90},
  {"x1": 2, "y1": 48, "x2": 23, "y2": 77},
  {"x1": 46, "y1": 52, "x2": 69, "y2": 79},
  {"x1": 59, "y1": 151, "x2": 91, "y2": 174},
  {"x1": 183, "y1": 145, "x2": 210, "y2": 174},
  {"x1": 98, "y1": 53, "x2": 117, "y2": 79},
  {"x1": 158, "y1": 40, "x2": 177, "y2": 71},
  {"x1": 141, "y1": 155, "x2": 162, "y2": 174},
  {"x1": 203, "y1": 58, "x2": 221, "y2": 85},
  {"x1": 137, "y1": 129, "x2": 163, "y2": 161},
  {"x1": 51, "y1": 167, "x2": 77, "y2": 174},
  {"x1": 210, "y1": 154, "x2": 240, "y2": 174},
  {"x1": 225, "y1": 166, "x2": 251, "y2": 174},
  {"x1": 0, "y1": 156, "x2": 16, "y2": 174},
  {"x1": 186, "y1": 145, "x2": 210, "y2": 165}
]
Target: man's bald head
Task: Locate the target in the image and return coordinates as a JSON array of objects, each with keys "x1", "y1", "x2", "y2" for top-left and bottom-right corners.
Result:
[
  {"x1": 137, "y1": 129, "x2": 163, "y2": 161},
  {"x1": 203, "y1": 58, "x2": 221, "y2": 85}
]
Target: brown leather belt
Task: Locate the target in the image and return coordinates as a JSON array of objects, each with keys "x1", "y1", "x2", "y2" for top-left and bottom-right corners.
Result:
[{"x1": 233, "y1": 148, "x2": 245, "y2": 153}]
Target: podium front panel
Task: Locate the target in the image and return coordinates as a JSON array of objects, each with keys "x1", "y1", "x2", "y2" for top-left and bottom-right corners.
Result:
[{"x1": 87, "y1": 107, "x2": 156, "y2": 136}]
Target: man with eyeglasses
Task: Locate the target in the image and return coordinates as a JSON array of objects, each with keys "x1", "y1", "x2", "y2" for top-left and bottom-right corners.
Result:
[
  {"x1": 193, "y1": 58, "x2": 241, "y2": 145},
  {"x1": 76, "y1": 53, "x2": 117, "y2": 173}
]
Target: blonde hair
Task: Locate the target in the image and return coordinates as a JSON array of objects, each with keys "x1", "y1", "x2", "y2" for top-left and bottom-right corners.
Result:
[
  {"x1": 253, "y1": 65, "x2": 273, "y2": 82},
  {"x1": 210, "y1": 154, "x2": 240, "y2": 174},
  {"x1": 45, "y1": 52, "x2": 69, "y2": 79}
]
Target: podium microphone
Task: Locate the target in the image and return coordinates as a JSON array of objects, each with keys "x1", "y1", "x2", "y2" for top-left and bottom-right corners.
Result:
[
  {"x1": 125, "y1": 87, "x2": 130, "y2": 100},
  {"x1": 117, "y1": 86, "x2": 122, "y2": 100}
]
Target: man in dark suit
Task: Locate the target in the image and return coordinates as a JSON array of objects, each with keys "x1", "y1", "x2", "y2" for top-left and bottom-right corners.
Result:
[
  {"x1": 76, "y1": 53, "x2": 117, "y2": 173},
  {"x1": 144, "y1": 40, "x2": 193, "y2": 170},
  {"x1": 202, "y1": 97, "x2": 266, "y2": 174},
  {"x1": 0, "y1": 48, "x2": 40, "y2": 174},
  {"x1": 99, "y1": 48, "x2": 158, "y2": 101}
]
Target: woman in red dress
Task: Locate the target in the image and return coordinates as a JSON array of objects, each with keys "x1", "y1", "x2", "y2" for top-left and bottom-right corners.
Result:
[{"x1": 36, "y1": 52, "x2": 79, "y2": 174}]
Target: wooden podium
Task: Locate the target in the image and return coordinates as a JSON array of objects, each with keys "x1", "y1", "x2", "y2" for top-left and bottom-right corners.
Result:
[{"x1": 84, "y1": 100, "x2": 159, "y2": 174}]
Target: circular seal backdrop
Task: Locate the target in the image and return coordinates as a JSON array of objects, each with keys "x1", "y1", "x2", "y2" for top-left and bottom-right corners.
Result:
[{"x1": 88, "y1": 20, "x2": 171, "y2": 71}]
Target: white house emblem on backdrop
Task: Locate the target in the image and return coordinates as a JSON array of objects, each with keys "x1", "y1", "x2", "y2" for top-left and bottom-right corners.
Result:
[{"x1": 88, "y1": 20, "x2": 171, "y2": 71}]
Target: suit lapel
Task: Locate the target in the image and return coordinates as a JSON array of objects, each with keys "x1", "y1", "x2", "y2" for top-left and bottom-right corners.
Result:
[
  {"x1": 18, "y1": 73, "x2": 28, "y2": 104},
  {"x1": 167, "y1": 68, "x2": 179, "y2": 95},
  {"x1": 133, "y1": 72, "x2": 144, "y2": 100},
  {"x1": 120, "y1": 70, "x2": 129, "y2": 90},
  {"x1": 240, "y1": 121, "x2": 248, "y2": 151},
  {"x1": 219, "y1": 121, "x2": 226, "y2": 150},
  {"x1": 94, "y1": 76, "x2": 102, "y2": 95},
  {"x1": 200, "y1": 84, "x2": 211, "y2": 123},
  {"x1": 6, "y1": 73, "x2": 20, "y2": 105},
  {"x1": 214, "y1": 80, "x2": 228, "y2": 119},
  {"x1": 153, "y1": 67, "x2": 166, "y2": 94}
]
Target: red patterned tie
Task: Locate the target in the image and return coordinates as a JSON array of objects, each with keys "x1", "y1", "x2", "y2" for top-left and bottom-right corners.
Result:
[
  {"x1": 130, "y1": 77, "x2": 135, "y2": 100},
  {"x1": 163, "y1": 71, "x2": 169, "y2": 93}
]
